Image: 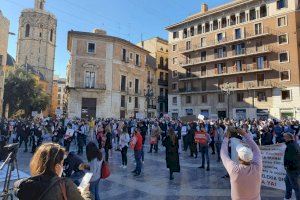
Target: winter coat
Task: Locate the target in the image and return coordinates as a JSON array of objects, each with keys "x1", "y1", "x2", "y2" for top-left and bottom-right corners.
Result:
[
  {"x1": 163, "y1": 135, "x2": 180, "y2": 172},
  {"x1": 284, "y1": 140, "x2": 300, "y2": 172},
  {"x1": 14, "y1": 172, "x2": 93, "y2": 200}
]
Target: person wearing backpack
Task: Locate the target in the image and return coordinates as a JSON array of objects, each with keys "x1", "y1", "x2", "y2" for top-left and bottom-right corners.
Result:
[
  {"x1": 196, "y1": 124, "x2": 211, "y2": 171},
  {"x1": 14, "y1": 143, "x2": 92, "y2": 200}
]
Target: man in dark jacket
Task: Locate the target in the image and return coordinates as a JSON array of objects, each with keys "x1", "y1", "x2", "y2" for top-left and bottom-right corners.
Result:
[
  {"x1": 283, "y1": 132, "x2": 300, "y2": 200},
  {"x1": 64, "y1": 151, "x2": 85, "y2": 186}
]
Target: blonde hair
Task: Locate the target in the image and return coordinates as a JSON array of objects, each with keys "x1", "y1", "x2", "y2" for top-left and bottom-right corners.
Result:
[{"x1": 30, "y1": 143, "x2": 65, "y2": 176}]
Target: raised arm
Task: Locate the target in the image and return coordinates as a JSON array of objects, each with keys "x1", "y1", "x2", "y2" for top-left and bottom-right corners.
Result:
[
  {"x1": 238, "y1": 129, "x2": 262, "y2": 168},
  {"x1": 221, "y1": 137, "x2": 236, "y2": 174}
]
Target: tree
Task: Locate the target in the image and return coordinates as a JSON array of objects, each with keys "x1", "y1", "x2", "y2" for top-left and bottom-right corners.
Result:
[{"x1": 3, "y1": 68, "x2": 50, "y2": 117}]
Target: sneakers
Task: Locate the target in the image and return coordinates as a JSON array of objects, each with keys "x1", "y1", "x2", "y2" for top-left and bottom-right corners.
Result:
[{"x1": 122, "y1": 165, "x2": 127, "y2": 169}]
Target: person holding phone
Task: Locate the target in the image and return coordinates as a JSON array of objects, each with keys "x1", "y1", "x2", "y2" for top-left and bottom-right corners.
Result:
[{"x1": 221, "y1": 127, "x2": 262, "y2": 200}]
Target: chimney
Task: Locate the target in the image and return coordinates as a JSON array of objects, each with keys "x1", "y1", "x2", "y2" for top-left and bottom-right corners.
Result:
[
  {"x1": 201, "y1": 3, "x2": 208, "y2": 13},
  {"x1": 93, "y1": 29, "x2": 107, "y2": 35}
]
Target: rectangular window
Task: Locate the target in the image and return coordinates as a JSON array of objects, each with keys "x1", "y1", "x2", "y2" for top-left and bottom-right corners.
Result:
[
  {"x1": 183, "y1": 28, "x2": 188, "y2": 38},
  {"x1": 250, "y1": 9, "x2": 256, "y2": 21},
  {"x1": 201, "y1": 66, "x2": 206, "y2": 76},
  {"x1": 172, "y1": 44, "x2": 177, "y2": 51},
  {"x1": 121, "y1": 75, "x2": 126, "y2": 91},
  {"x1": 85, "y1": 71, "x2": 95, "y2": 88},
  {"x1": 257, "y1": 91, "x2": 266, "y2": 102},
  {"x1": 237, "y1": 92, "x2": 244, "y2": 102},
  {"x1": 122, "y1": 49, "x2": 127, "y2": 61},
  {"x1": 129, "y1": 52, "x2": 133, "y2": 60},
  {"x1": 257, "y1": 74, "x2": 265, "y2": 86},
  {"x1": 172, "y1": 70, "x2": 178, "y2": 78},
  {"x1": 235, "y1": 60, "x2": 242, "y2": 71},
  {"x1": 87, "y1": 43, "x2": 95, "y2": 53},
  {"x1": 279, "y1": 52, "x2": 289, "y2": 63},
  {"x1": 200, "y1": 51, "x2": 206, "y2": 61},
  {"x1": 255, "y1": 23, "x2": 262, "y2": 35},
  {"x1": 278, "y1": 34, "x2": 288, "y2": 44},
  {"x1": 257, "y1": 56, "x2": 265, "y2": 69},
  {"x1": 200, "y1": 37, "x2": 206, "y2": 47},
  {"x1": 202, "y1": 95, "x2": 207, "y2": 103},
  {"x1": 134, "y1": 97, "x2": 139, "y2": 108},
  {"x1": 278, "y1": 16, "x2": 287, "y2": 26},
  {"x1": 135, "y1": 79, "x2": 139, "y2": 94},
  {"x1": 121, "y1": 95, "x2": 126, "y2": 107},
  {"x1": 186, "y1": 96, "x2": 191, "y2": 104},
  {"x1": 172, "y1": 57, "x2": 177, "y2": 64},
  {"x1": 186, "y1": 41, "x2": 191, "y2": 50},
  {"x1": 135, "y1": 54, "x2": 140, "y2": 66},
  {"x1": 280, "y1": 71, "x2": 290, "y2": 81},
  {"x1": 281, "y1": 90, "x2": 291, "y2": 101},
  {"x1": 172, "y1": 97, "x2": 177, "y2": 105},
  {"x1": 235, "y1": 28, "x2": 242, "y2": 39},
  {"x1": 201, "y1": 80, "x2": 206, "y2": 91},
  {"x1": 217, "y1": 33, "x2": 224, "y2": 43},
  {"x1": 173, "y1": 31, "x2": 179, "y2": 39},
  {"x1": 240, "y1": 12, "x2": 246, "y2": 23},
  {"x1": 277, "y1": 0, "x2": 287, "y2": 9},
  {"x1": 190, "y1": 26, "x2": 195, "y2": 36},
  {"x1": 218, "y1": 93, "x2": 225, "y2": 103},
  {"x1": 233, "y1": 43, "x2": 245, "y2": 55},
  {"x1": 172, "y1": 83, "x2": 178, "y2": 90},
  {"x1": 197, "y1": 24, "x2": 202, "y2": 34}
]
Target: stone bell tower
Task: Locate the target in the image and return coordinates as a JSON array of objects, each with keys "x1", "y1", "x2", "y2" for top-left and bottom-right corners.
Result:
[{"x1": 16, "y1": 0, "x2": 57, "y2": 94}]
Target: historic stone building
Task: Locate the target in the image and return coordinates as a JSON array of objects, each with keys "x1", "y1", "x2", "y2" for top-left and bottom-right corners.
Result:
[
  {"x1": 66, "y1": 29, "x2": 149, "y2": 119},
  {"x1": 137, "y1": 37, "x2": 169, "y2": 117},
  {"x1": 167, "y1": 0, "x2": 300, "y2": 120},
  {"x1": 0, "y1": 10, "x2": 10, "y2": 116},
  {"x1": 16, "y1": 0, "x2": 57, "y2": 94}
]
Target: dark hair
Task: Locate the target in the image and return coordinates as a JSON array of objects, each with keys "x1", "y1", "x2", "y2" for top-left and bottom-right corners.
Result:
[
  {"x1": 30, "y1": 143, "x2": 65, "y2": 176},
  {"x1": 86, "y1": 142, "x2": 102, "y2": 162}
]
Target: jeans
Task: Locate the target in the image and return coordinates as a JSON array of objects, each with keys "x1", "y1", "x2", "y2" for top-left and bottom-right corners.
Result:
[
  {"x1": 90, "y1": 178, "x2": 100, "y2": 200},
  {"x1": 200, "y1": 145, "x2": 210, "y2": 168},
  {"x1": 134, "y1": 150, "x2": 142, "y2": 174},
  {"x1": 285, "y1": 170, "x2": 300, "y2": 200},
  {"x1": 105, "y1": 148, "x2": 109, "y2": 162},
  {"x1": 121, "y1": 146, "x2": 128, "y2": 166},
  {"x1": 215, "y1": 142, "x2": 222, "y2": 162},
  {"x1": 19, "y1": 136, "x2": 28, "y2": 151}
]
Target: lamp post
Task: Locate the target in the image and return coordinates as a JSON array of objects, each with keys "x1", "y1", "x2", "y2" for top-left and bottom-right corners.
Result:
[
  {"x1": 222, "y1": 82, "x2": 234, "y2": 118},
  {"x1": 144, "y1": 85, "x2": 154, "y2": 118}
]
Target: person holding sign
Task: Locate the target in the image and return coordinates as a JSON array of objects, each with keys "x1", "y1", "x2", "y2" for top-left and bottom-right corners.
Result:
[
  {"x1": 220, "y1": 127, "x2": 262, "y2": 200},
  {"x1": 283, "y1": 132, "x2": 300, "y2": 200},
  {"x1": 196, "y1": 124, "x2": 211, "y2": 171}
]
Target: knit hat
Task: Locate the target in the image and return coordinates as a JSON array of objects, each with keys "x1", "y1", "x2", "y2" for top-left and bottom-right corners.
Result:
[{"x1": 236, "y1": 144, "x2": 253, "y2": 163}]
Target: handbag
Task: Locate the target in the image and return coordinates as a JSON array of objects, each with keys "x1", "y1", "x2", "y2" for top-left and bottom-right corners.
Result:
[{"x1": 101, "y1": 161, "x2": 110, "y2": 179}]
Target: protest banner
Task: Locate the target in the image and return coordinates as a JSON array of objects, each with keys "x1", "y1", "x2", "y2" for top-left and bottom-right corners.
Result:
[{"x1": 260, "y1": 144, "x2": 286, "y2": 190}]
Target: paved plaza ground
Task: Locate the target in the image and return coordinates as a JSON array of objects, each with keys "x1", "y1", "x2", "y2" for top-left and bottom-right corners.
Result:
[{"x1": 1, "y1": 141, "x2": 286, "y2": 200}]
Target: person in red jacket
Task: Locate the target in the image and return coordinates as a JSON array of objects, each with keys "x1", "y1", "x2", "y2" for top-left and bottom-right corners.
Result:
[{"x1": 131, "y1": 127, "x2": 143, "y2": 176}]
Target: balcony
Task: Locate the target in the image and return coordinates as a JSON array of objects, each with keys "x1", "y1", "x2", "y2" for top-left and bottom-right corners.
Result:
[
  {"x1": 158, "y1": 79, "x2": 168, "y2": 86},
  {"x1": 179, "y1": 27, "x2": 272, "y2": 53},
  {"x1": 178, "y1": 62, "x2": 271, "y2": 81},
  {"x1": 158, "y1": 64, "x2": 168, "y2": 70},
  {"x1": 158, "y1": 95, "x2": 168, "y2": 102},
  {"x1": 180, "y1": 45, "x2": 271, "y2": 68},
  {"x1": 70, "y1": 84, "x2": 106, "y2": 91}
]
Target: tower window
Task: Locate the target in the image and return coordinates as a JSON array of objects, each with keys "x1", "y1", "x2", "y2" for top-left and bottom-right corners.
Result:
[
  {"x1": 50, "y1": 29, "x2": 53, "y2": 42},
  {"x1": 25, "y1": 24, "x2": 30, "y2": 37}
]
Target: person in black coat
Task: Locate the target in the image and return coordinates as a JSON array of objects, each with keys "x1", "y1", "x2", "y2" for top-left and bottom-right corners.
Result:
[
  {"x1": 64, "y1": 151, "x2": 85, "y2": 186},
  {"x1": 163, "y1": 128, "x2": 180, "y2": 180},
  {"x1": 283, "y1": 132, "x2": 300, "y2": 200}
]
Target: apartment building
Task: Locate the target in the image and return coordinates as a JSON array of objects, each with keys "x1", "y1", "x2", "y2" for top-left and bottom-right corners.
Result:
[
  {"x1": 137, "y1": 37, "x2": 169, "y2": 117},
  {"x1": 166, "y1": 0, "x2": 300, "y2": 120},
  {"x1": 66, "y1": 29, "x2": 149, "y2": 119},
  {"x1": 51, "y1": 75, "x2": 66, "y2": 116}
]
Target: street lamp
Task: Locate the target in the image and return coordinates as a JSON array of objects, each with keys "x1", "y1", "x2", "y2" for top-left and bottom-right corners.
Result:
[
  {"x1": 144, "y1": 85, "x2": 154, "y2": 118},
  {"x1": 222, "y1": 82, "x2": 235, "y2": 118}
]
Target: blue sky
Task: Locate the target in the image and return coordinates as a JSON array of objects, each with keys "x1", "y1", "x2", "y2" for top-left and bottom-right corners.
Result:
[{"x1": 2, "y1": 0, "x2": 229, "y2": 78}]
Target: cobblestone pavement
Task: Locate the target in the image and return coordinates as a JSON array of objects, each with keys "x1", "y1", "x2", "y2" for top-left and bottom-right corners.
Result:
[{"x1": 1, "y1": 141, "x2": 285, "y2": 200}]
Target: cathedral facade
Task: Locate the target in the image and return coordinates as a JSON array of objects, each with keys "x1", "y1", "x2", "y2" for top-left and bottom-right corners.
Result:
[{"x1": 16, "y1": 0, "x2": 57, "y2": 94}]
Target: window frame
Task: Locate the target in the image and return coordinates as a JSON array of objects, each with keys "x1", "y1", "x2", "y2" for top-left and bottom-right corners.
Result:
[
  {"x1": 278, "y1": 51, "x2": 289, "y2": 63},
  {"x1": 277, "y1": 16, "x2": 287, "y2": 27},
  {"x1": 281, "y1": 90, "x2": 292, "y2": 101},
  {"x1": 87, "y1": 42, "x2": 96, "y2": 54},
  {"x1": 278, "y1": 33, "x2": 288, "y2": 45},
  {"x1": 279, "y1": 70, "x2": 291, "y2": 82}
]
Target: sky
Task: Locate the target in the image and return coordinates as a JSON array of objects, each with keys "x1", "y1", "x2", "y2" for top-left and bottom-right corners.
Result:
[{"x1": 1, "y1": 0, "x2": 229, "y2": 78}]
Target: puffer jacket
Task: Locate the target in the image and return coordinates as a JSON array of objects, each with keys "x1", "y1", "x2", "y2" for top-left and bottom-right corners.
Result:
[{"x1": 14, "y1": 173, "x2": 93, "y2": 200}]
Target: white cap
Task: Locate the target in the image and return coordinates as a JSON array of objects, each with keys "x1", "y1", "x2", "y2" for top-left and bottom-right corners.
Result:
[{"x1": 236, "y1": 144, "x2": 253, "y2": 163}]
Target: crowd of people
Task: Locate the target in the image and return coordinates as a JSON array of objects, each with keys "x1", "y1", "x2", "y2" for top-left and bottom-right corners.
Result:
[{"x1": 0, "y1": 116, "x2": 299, "y2": 200}]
